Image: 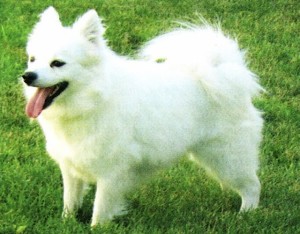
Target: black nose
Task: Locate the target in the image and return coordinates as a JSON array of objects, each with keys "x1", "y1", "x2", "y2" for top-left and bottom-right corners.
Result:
[{"x1": 22, "y1": 72, "x2": 37, "y2": 86}]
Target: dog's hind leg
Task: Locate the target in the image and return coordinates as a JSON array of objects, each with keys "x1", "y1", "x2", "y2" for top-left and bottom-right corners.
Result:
[
  {"x1": 238, "y1": 175, "x2": 261, "y2": 211},
  {"x1": 191, "y1": 134, "x2": 261, "y2": 211}
]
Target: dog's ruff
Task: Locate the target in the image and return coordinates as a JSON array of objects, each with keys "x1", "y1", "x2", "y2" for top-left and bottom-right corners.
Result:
[{"x1": 23, "y1": 7, "x2": 264, "y2": 226}]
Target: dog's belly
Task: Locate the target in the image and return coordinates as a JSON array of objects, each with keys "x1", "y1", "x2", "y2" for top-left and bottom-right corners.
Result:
[{"x1": 44, "y1": 124, "x2": 194, "y2": 185}]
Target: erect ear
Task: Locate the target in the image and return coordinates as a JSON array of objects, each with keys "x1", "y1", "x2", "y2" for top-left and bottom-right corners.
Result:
[
  {"x1": 27, "y1": 6, "x2": 62, "y2": 51},
  {"x1": 37, "y1": 6, "x2": 62, "y2": 29},
  {"x1": 72, "y1": 9, "x2": 104, "y2": 44}
]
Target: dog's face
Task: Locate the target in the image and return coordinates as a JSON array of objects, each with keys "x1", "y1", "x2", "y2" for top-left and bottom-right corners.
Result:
[{"x1": 23, "y1": 7, "x2": 104, "y2": 118}]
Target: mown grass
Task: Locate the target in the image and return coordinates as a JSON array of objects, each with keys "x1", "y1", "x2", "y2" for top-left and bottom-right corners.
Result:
[{"x1": 0, "y1": 0, "x2": 299, "y2": 233}]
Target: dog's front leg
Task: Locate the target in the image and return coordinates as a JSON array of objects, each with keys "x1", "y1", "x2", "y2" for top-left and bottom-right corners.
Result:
[
  {"x1": 91, "y1": 178, "x2": 127, "y2": 227},
  {"x1": 60, "y1": 163, "x2": 86, "y2": 219}
]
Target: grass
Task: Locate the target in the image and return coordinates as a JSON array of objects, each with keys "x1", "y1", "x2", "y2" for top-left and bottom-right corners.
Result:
[{"x1": 0, "y1": 0, "x2": 299, "y2": 233}]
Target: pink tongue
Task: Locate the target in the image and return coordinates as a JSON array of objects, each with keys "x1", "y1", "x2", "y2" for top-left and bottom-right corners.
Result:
[{"x1": 26, "y1": 88, "x2": 54, "y2": 118}]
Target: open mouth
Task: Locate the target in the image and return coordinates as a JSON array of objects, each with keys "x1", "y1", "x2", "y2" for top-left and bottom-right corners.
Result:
[
  {"x1": 43, "y1": 81, "x2": 69, "y2": 109},
  {"x1": 26, "y1": 81, "x2": 68, "y2": 118}
]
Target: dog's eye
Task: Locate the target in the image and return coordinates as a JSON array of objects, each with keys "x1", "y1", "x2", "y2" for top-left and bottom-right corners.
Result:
[
  {"x1": 50, "y1": 60, "x2": 66, "y2": 68},
  {"x1": 29, "y1": 56, "x2": 35, "y2": 62}
]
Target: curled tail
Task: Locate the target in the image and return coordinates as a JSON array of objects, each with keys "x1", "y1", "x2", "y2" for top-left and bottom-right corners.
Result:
[{"x1": 140, "y1": 24, "x2": 264, "y2": 106}]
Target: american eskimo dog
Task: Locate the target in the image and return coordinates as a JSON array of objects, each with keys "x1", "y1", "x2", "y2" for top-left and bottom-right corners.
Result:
[{"x1": 22, "y1": 7, "x2": 263, "y2": 226}]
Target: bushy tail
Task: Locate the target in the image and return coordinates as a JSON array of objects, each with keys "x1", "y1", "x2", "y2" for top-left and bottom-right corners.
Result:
[{"x1": 140, "y1": 24, "x2": 264, "y2": 106}]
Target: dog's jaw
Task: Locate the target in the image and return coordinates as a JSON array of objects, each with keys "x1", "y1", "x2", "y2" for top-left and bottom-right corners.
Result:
[{"x1": 26, "y1": 81, "x2": 68, "y2": 118}]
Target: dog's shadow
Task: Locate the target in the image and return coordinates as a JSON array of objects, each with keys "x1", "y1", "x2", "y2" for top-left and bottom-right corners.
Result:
[{"x1": 74, "y1": 170, "x2": 240, "y2": 228}]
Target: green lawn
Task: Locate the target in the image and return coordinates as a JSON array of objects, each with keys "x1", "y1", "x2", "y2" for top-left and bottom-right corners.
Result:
[{"x1": 0, "y1": 0, "x2": 299, "y2": 233}]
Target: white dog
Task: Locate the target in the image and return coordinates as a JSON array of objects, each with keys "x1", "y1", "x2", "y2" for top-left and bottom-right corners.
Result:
[{"x1": 22, "y1": 7, "x2": 264, "y2": 226}]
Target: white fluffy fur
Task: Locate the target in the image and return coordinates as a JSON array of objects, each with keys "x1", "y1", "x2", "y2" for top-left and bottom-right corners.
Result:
[{"x1": 23, "y1": 7, "x2": 264, "y2": 226}]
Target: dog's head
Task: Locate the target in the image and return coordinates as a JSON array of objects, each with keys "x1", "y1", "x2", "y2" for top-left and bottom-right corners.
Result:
[{"x1": 23, "y1": 7, "x2": 105, "y2": 118}]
